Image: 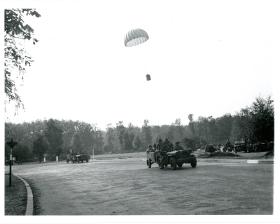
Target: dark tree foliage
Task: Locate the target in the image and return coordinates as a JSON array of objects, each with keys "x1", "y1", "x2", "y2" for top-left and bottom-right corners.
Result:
[
  {"x1": 123, "y1": 131, "x2": 135, "y2": 151},
  {"x1": 231, "y1": 108, "x2": 253, "y2": 143},
  {"x1": 72, "y1": 134, "x2": 83, "y2": 154},
  {"x1": 60, "y1": 120, "x2": 77, "y2": 154},
  {"x1": 182, "y1": 137, "x2": 196, "y2": 150},
  {"x1": 133, "y1": 135, "x2": 143, "y2": 151},
  {"x1": 70, "y1": 123, "x2": 95, "y2": 155},
  {"x1": 251, "y1": 97, "x2": 274, "y2": 142},
  {"x1": 13, "y1": 144, "x2": 32, "y2": 162},
  {"x1": 33, "y1": 135, "x2": 48, "y2": 162},
  {"x1": 215, "y1": 114, "x2": 233, "y2": 143},
  {"x1": 104, "y1": 126, "x2": 116, "y2": 153},
  {"x1": 92, "y1": 130, "x2": 104, "y2": 155},
  {"x1": 116, "y1": 121, "x2": 126, "y2": 151},
  {"x1": 167, "y1": 125, "x2": 175, "y2": 142},
  {"x1": 5, "y1": 9, "x2": 41, "y2": 107},
  {"x1": 45, "y1": 119, "x2": 63, "y2": 158}
]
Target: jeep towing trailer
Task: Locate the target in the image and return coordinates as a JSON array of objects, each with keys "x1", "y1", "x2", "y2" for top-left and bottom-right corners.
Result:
[
  {"x1": 146, "y1": 149, "x2": 197, "y2": 170},
  {"x1": 67, "y1": 154, "x2": 90, "y2": 163}
]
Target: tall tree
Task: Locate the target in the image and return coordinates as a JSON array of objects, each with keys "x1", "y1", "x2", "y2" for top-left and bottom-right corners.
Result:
[
  {"x1": 104, "y1": 125, "x2": 116, "y2": 153},
  {"x1": 207, "y1": 116, "x2": 217, "y2": 143},
  {"x1": 45, "y1": 119, "x2": 63, "y2": 159},
  {"x1": 216, "y1": 114, "x2": 233, "y2": 143},
  {"x1": 173, "y1": 118, "x2": 185, "y2": 142},
  {"x1": 251, "y1": 97, "x2": 274, "y2": 142},
  {"x1": 33, "y1": 135, "x2": 48, "y2": 162},
  {"x1": 13, "y1": 144, "x2": 32, "y2": 163},
  {"x1": 133, "y1": 135, "x2": 143, "y2": 151},
  {"x1": 77, "y1": 123, "x2": 95, "y2": 154},
  {"x1": 231, "y1": 108, "x2": 253, "y2": 143},
  {"x1": 142, "y1": 120, "x2": 152, "y2": 146},
  {"x1": 92, "y1": 130, "x2": 104, "y2": 155},
  {"x1": 123, "y1": 131, "x2": 135, "y2": 151},
  {"x1": 188, "y1": 114, "x2": 195, "y2": 137},
  {"x1": 5, "y1": 9, "x2": 41, "y2": 108},
  {"x1": 72, "y1": 133, "x2": 83, "y2": 154},
  {"x1": 116, "y1": 121, "x2": 126, "y2": 152}
]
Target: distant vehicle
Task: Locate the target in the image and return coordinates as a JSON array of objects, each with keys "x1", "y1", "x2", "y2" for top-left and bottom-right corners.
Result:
[
  {"x1": 67, "y1": 154, "x2": 90, "y2": 163},
  {"x1": 234, "y1": 141, "x2": 274, "y2": 153},
  {"x1": 146, "y1": 149, "x2": 197, "y2": 170},
  {"x1": 267, "y1": 141, "x2": 274, "y2": 152},
  {"x1": 224, "y1": 141, "x2": 234, "y2": 152},
  {"x1": 234, "y1": 141, "x2": 246, "y2": 152},
  {"x1": 253, "y1": 142, "x2": 269, "y2": 152}
]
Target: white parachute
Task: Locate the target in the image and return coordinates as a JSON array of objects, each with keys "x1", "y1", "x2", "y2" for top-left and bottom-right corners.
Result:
[{"x1": 124, "y1": 28, "x2": 149, "y2": 47}]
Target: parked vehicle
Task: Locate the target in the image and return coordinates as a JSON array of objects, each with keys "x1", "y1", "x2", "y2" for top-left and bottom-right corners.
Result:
[
  {"x1": 224, "y1": 140, "x2": 234, "y2": 152},
  {"x1": 253, "y1": 142, "x2": 269, "y2": 152},
  {"x1": 234, "y1": 141, "x2": 246, "y2": 152},
  {"x1": 67, "y1": 153, "x2": 90, "y2": 163}
]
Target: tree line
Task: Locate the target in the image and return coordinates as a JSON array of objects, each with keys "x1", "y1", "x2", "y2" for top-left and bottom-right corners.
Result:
[{"x1": 5, "y1": 96, "x2": 274, "y2": 162}]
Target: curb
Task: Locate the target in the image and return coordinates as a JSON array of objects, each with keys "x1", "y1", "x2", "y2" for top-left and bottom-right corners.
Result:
[
  {"x1": 14, "y1": 174, "x2": 34, "y2": 215},
  {"x1": 197, "y1": 158, "x2": 274, "y2": 164},
  {"x1": 247, "y1": 160, "x2": 274, "y2": 164}
]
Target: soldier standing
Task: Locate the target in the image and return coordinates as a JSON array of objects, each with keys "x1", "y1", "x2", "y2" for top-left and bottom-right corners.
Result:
[
  {"x1": 146, "y1": 145, "x2": 153, "y2": 153},
  {"x1": 174, "y1": 142, "x2": 184, "y2": 151},
  {"x1": 169, "y1": 141, "x2": 174, "y2": 152},
  {"x1": 157, "y1": 138, "x2": 163, "y2": 151},
  {"x1": 162, "y1": 138, "x2": 172, "y2": 152}
]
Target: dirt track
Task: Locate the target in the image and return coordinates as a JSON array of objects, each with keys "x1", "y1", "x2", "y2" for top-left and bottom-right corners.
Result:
[{"x1": 12, "y1": 158, "x2": 273, "y2": 215}]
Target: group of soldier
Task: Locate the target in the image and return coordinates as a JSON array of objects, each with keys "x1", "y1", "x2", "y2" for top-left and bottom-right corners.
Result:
[{"x1": 147, "y1": 138, "x2": 184, "y2": 153}]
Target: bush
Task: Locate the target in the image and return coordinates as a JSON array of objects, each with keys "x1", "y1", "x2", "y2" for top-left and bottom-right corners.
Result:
[{"x1": 205, "y1": 144, "x2": 217, "y2": 153}]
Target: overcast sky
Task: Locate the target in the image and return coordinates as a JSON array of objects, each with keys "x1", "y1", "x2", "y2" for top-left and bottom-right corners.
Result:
[{"x1": 5, "y1": 0, "x2": 276, "y2": 130}]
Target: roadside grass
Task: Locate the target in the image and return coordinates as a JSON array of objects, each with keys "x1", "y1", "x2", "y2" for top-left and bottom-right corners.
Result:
[
  {"x1": 237, "y1": 151, "x2": 272, "y2": 159},
  {"x1": 194, "y1": 150, "x2": 272, "y2": 159},
  {"x1": 94, "y1": 152, "x2": 145, "y2": 160},
  {"x1": 5, "y1": 174, "x2": 27, "y2": 215}
]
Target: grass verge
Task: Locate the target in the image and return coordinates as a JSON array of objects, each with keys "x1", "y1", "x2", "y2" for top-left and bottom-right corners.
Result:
[{"x1": 5, "y1": 174, "x2": 27, "y2": 215}]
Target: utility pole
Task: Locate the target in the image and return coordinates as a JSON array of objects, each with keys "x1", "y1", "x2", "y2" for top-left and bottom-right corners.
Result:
[{"x1": 7, "y1": 138, "x2": 17, "y2": 187}]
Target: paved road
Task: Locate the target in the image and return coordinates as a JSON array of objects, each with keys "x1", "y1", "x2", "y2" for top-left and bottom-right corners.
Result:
[{"x1": 12, "y1": 158, "x2": 273, "y2": 215}]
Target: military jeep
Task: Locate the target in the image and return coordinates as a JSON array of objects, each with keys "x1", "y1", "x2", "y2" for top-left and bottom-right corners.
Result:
[
  {"x1": 67, "y1": 154, "x2": 90, "y2": 163},
  {"x1": 146, "y1": 149, "x2": 197, "y2": 170}
]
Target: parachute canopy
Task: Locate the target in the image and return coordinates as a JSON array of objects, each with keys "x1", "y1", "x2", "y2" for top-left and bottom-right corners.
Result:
[{"x1": 124, "y1": 28, "x2": 149, "y2": 47}]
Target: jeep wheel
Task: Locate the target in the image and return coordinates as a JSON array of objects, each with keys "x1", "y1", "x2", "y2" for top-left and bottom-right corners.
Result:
[
  {"x1": 191, "y1": 160, "x2": 197, "y2": 168},
  {"x1": 170, "y1": 158, "x2": 177, "y2": 170},
  {"x1": 148, "y1": 159, "x2": 152, "y2": 168},
  {"x1": 177, "y1": 163, "x2": 183, "y2": 168},
  {"x1": 158, "y1": 158, "x2": 162, "y2": 168}
]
